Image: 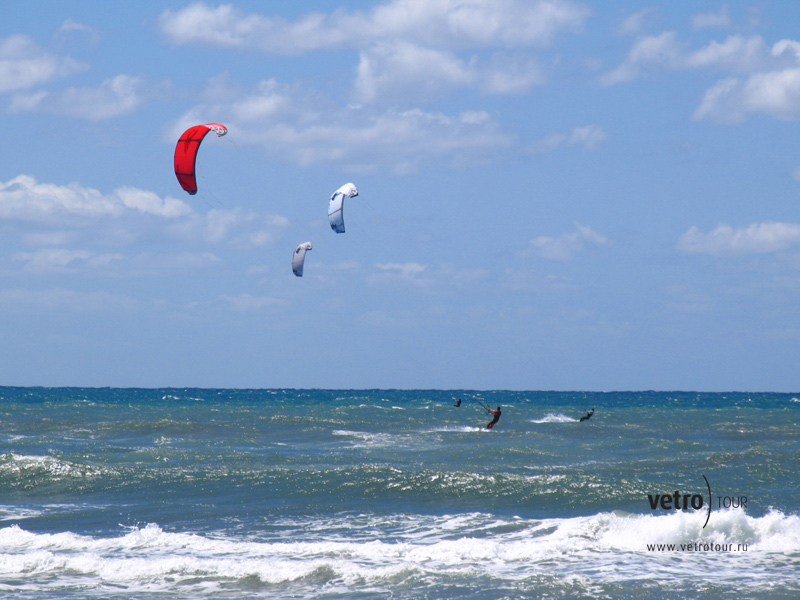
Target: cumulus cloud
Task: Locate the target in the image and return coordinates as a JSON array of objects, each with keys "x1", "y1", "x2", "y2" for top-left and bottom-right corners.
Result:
[
  {"x1": 0, "y1": 34, "x2": 87, "y2": 93},
  {"x1": 481, "y1": 52, "x2": 545, "y2": 94},
  {"x1": 0, "y1": 174, "x2": 291, "y2": 282},
  {"x1": 524, "y1": 222, "x2": 608, "y2": 260},
  {"x1": 355, "y1": 42, "x2": 544, "y2": 102},
  {"x1": 599, "y1": 31, "x2": 685, "y2": 85},
  {"x1": 677, "y1": 222, "x2": 800, "y2": 255},
  {"x1": 160, "y1": 1, "x2": 581, "y2": 106},
  {"x1": 0, "y1": 175, "x2": 192, "y2": 221},
  {"x1": 171, "y1": 208, "x2": 290, "y2": 248},
  {"x1": 10, "y1": 74, "x2": 166, "y2": 120},
  {"x1": 356, "y1": 42, "x2": 474, "y2": 103},
  {"x1": 158, "y1": 0, "x2": 589, "y2": 52},
  {"x1": 156, "y1": 3, "x2": 594, "y2": 169},
  {"x1": 683, "y1": 35, "x2": 768, "y2": 72},
  {"x1": 693, "y1": 67, "x2": 800, "y2": 123},
  {"x1": 172, "y1": 78, "x2": 514, "y2": 172},
  {"x1": 600, "y1": 29, "x2": 800, "y2": 123},
  {"x1": 599, "y1": 32, "x2": 770, "y2": 86}
]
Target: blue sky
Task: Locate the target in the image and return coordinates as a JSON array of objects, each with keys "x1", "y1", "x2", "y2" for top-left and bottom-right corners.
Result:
[{"x1": 2, "y1": 1, "x2": 800, "y2": 391}]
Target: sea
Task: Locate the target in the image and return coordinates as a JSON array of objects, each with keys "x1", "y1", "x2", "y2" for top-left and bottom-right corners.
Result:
[{"x1": 0, "y1": 388, "x2": 798, "y2": 599}]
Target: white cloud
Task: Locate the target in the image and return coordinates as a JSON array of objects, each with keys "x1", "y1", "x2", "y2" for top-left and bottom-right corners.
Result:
[
  {"x1": 169, "y1": 208, "x2": 290, "y2": 248},
  {"x1": 617, "y1": 8, "x2": 656, "y2": 36},
  {"x1": 55, "y1": 19, "x2": 101, "y2": 46},
  {"x1": 221, "y1": 293, "x2": 286, "y2": 311},
  {"x1": 133, "y1": 252, "x2": 222, "y2": 271},
  {"x1": 524, "y1": 222, "x2": 608, "y2": 260},
  {"x1": 481, "y1": 52, "x2": 545, "y2": 94},
  {"x1": 12, "y1": 248, "x2": 122, "y2": 272},
  {"x1": 160, "y1": 2, "x2": 580, "y2": 109},
  {"x1": 375, "y1": 262, "x2": 427, "y2": 276},
  {"x1": 532, "y1": 124, "x2": 606, "y2": 152},
  {"x1": 57, "y1": 19, "x2": 99, "y2": 38},
  {"x1": 114, "y1": 187, "x2": 192, "y2": 219},
  {"x1": 600, "y1": 30, "x2": 800, "y2": 123},
  {"x1": 677, "y1": 222, "x2": 800, "y2": 255},
  {"x1": 173, "y1": 78, "x2": 514, "y2": 172},
  {"x1": 355, "y1": 42, "x2": 544, "y2": 102},
  {"x1": 693, "y1": 67, "x2": 800, "y2": 123},
  {"x1": 599, "y1": 31, "x2": 684, "y2": 85},
  {"x1": 0, "y1": 288, "x2": 138, "y2": 313},
  {"x1": 368, "y1": 262, "x2": 488, "y2": 291},
  {"x1": 0, "y1": 34, "x2": 87, "y2": 93},
  {"x1": 356, "y1": 42, "x2": 475, "y2": 103},
  {"x1": 10, "y1": 74, "x2": 165, "y2": 120},
  {"x1": 599, "y1": 33, "x2": 771, "y2": 85},
  {"x1": 691, "y1": 5, "x2": 733, "y2": 30},
  {"x1": 0, "y1": 175, "x2": 192, "y2": 221},
  {"x1": 158, "y1": 0, "x2": 589, "y2": 53},
  {"x1": 0, "y1": 175, "x2": 289, "y2": 281},
  {"x1": 368, "y1": 262, "x2": 430, "y2": 289},
  {"x1": 683, "y1": 35, "x2": 768, "y2": 72}
]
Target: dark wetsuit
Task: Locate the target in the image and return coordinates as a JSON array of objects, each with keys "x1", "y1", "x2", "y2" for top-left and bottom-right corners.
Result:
[
  {"x1": 487, "y1": 408, "x2": 501, "y2": 429},
  {"x1": 580, "y1": 409, "x2": 594, "y2": 422},
  {"x1": 454, "y1": 399, "x2": 461, "y2": 407}
]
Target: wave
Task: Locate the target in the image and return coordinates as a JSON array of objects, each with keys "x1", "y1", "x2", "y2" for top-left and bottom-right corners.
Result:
[
  {"x1": 331, "y1": 429, "x2": 397, "y2": 446},
  {"x1": 0, "y1": 509, "x2": 797, "y2": 597},
  {"x1": 0, "y1": 453, "x2": 115, "y2": 491},
  {"x1": 428, "y1": 425, "x2": 489, "y2": 433},
  {"x1": 531, "y1": 413, "x2": 578, "y2": 423}
]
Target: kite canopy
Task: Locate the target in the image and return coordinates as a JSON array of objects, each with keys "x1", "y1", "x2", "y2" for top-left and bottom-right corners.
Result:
[
  {"x1": 174, "y1": 123, "x2": 227, "y2": 195},
  {"x1": 292, "y1": 242, "x2": 313, "y2": 277},
  {"x1": 328, "y1": 183, "x2": 359, "y2": 233}
]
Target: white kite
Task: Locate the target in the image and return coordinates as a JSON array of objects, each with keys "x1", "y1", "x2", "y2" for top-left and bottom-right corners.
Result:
[
  {"x1": 328, "y1": 183, "x2": 358, "y2": 233},
  {"x1": 292, "y1": 242, "x2": 313, "y2": 277}
]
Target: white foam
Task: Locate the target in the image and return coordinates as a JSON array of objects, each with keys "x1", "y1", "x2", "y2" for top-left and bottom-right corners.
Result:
[
  {"x1": 0, "y1": 452, "x2": 114, "y2": 481},
  {"x1": 0, "y1": 510, "x2": 797, "y2": 595},
  {"x1": 0, "y1": 506, "x2": 43, "y2": 521},
  {"x1": 531, "y1": 413, "x2": 578, "y2": 423},
  {"x1": 429, "y1": 425, "x2": 489, "y2": 433}
]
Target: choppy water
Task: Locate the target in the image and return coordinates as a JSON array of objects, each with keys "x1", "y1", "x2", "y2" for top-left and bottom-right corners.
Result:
[{"x1": 0, "y1": 388, "x2": 798, "y2": 598}]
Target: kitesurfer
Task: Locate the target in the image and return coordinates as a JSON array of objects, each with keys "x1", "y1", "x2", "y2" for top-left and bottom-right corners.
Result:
[
  {"x1": 454, "y1": 398, "x2": 462, "y2": 407},
  {"x1": 579, "y1": 408, "x2": 594, "y2": 422},
  {"x1": 486, "y1": 406, "x2": 501, "y2": 429}
]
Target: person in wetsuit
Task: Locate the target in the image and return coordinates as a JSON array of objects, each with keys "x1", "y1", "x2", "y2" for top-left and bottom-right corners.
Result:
[
  {"x1": 486, "y1": 406, "x2": 501, "y2": 429},
  {"x1": 579, "y1": 407, "x2": 594, "y2": 422},
  {"x1": 454, "y1": 398, "x2": 462, "y2": 407}
]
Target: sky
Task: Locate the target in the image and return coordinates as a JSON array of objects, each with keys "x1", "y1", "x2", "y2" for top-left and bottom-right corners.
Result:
[{"x1": 2, "y1": 1, "x2": 800, "y2": 391}]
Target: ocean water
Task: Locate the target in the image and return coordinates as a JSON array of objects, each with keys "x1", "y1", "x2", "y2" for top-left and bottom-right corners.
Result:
[{"x1": 0, "y1": 388, "x2": 798, "y2": 599}]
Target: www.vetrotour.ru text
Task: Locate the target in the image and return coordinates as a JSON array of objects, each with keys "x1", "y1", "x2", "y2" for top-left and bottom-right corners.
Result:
[{"x1": 646, "y1": 542, "x2": 748, "y2": 552}]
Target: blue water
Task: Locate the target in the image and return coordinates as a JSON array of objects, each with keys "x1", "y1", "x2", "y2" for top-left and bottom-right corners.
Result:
[{"x1": 1, "y1": 388, "x2": 798, "y2": 598}]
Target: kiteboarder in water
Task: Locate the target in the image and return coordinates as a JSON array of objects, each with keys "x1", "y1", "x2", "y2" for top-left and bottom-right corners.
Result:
[
  {"x1": 453, "y1": 398, "x2": 462, "y2": 407},
  {"x1": 580, "y1": 408, "x2": 594, "y2": 422},
  {"x1": 486, "y1": 406, "x2": 501, "y2": 429}
]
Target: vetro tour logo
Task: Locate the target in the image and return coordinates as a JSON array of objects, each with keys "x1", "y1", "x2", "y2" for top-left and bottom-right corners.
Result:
[{"x1": 646, "y1": 475, "x2": 747, "y2": 528}]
